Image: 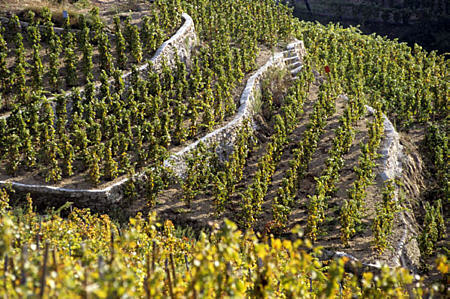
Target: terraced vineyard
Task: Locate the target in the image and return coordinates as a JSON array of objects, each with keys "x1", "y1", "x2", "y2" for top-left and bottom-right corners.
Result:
[
  {"x1": 0, "y1": 1, "x2": 181, "y2": 111},
  {"x1": 0, "y1": 0, "x2": 291, "y2": 188},
  {"x1": 0, "y1": 0, "x2": 448, "y2": 297}
]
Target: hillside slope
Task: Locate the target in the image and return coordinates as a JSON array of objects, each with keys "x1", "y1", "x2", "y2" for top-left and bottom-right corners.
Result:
[{"x1": 0, "y1": 0, "x2": 448, "y2": 297}]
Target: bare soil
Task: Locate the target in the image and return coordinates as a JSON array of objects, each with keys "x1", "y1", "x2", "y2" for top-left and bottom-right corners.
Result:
[
  {"x1": 140, "y1": 79, "x2": 423, "y2": 265},
  {"x1": 140, "y1": 81, "x2": 322, "y2": 230},
  {"x1": 0, "y1": 1, "x2": 147, "y2": 24}
]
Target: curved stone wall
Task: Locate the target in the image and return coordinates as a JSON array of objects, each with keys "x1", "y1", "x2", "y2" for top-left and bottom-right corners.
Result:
[
  {"x1": 165, "y1": 52, "x2": 286, "y2": 177},
  {"x1": 0, "y1": 24, "x2": 305, "y2": 209},
  {"x1": 167, "y1": 39, "x2": 306, "y2": 176},
  {"x1": 0, "y1": 13, "x2": 198, "y2": 206},
  {"x1": 0, "y1": 51, "x2": 289, "y2": 207},
  {"x1": 0, "y1": 13, "x2": 197, "y2": 120},
  {"x1": 122, "y1": 13, "x2": 197, "y2": 78}
]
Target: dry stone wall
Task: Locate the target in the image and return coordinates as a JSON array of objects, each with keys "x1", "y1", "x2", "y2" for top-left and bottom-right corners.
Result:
[
  {"x1": 0, "y1": 19, "x2": 305, "y2": 211},
  {"x1": 326, "y1": 103, "x2": 420, "y2": 272},
  {"x1": 375, "y1": 107, "x2": 420, "y2": 271},
  {"x1": 167, "y1": 39, "x2": 306, "y2": 177},
  {"x1": 0, "y1": 13, "x2": 198, "y2": 209},
  {"x1": 165, "y1": 52, "x2": 286, "y2": 177},
  {"x1": 122, "y1": 13, "x2": 197, "y2": 78},
  {"x1": 0, "y1": 18, "x2": 421, "y2": 271},
  {"x1": 0, "y1": 16, "x2": 83, "y2": 36},
  {"x1": 0, "y1": 13, "x2": 198, "y2": 120}
]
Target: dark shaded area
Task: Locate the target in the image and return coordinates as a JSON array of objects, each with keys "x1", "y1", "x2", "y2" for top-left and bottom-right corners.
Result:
[{"x1": 292, "y1": 1, "x2": 450, "y2": 54}]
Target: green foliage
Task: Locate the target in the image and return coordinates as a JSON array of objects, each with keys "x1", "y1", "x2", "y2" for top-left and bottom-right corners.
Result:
[
  {"x1": 297, "y1": 21, "x2": 447, "y2": 126},
  {"x1": 12, "y1": 32, "x2": 28, "y2": 101},
  {"x1": 0, "y1": 2, "x2": 446, "y2": 268},
  {"x1": 340, "y1": 106, "x2": 384, "y2": 246},
  {"x1": 114, "y1": 16, "x2": 128, "y2": 70},
  {"x1": 87, "y1": 147, "x2": 101, "y2": 185},
  {"x1": 181, "y1": 142, "x2": 218, "y2": 206},
  {"x1": 0, "y1": 0, "x2": 301, "y2": 186},
  {"x1": 306, "y1": 88, "x2": 365, "y2": 242},
  {"x1": 419, "y1": 199, "x2": 446, "y2": 256},
  {"x1": 425, "y1": 124, "x2": 449, "y2": 197},
  {"x1": 80, "y1": 23, "x2": 94, "y2": 82},
  {"x1": 0, "y1": 24, "x2": 9, "y2": 98},
  {"x1": 212, "y1": 120, "x2": 253, "y2": 215},
  {"x1": 98, "y1": 31, "x2": 114, "y2": 76},
  {"x1": 103, "y1": 141, "x2": 117, "y2": 181},
  {"x1": 48, "y1": 32, "x2": 62, "y2": 91},
  {"x1": 372, "y1": 180, "x2": 399, "y2": 254},
  {"x1": 63, "y1": 31, "x2": 77, "y2": 87},
  {"x1": 242, "y1": 72, "x2": 307, "y2": 228},
  {"x1": 27, "y1": 22, "x2": 43, "y2": 91},
  {"x1": 60, "y1": 134, "x2": 74, "y2": 177},
  {"x1": 129, "y1": 24, "x2": 143, "y2": 64},
  {"x1": 145, "y1": 166, "x2": 169, "y2": 208},
  {"x1": 123, "y1": 170, "x2": 138, "y2": 201}
]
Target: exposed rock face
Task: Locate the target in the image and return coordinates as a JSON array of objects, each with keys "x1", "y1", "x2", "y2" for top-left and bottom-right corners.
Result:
[{"x1": 377, "y1": 112, "x2": 420, "y2": 271}]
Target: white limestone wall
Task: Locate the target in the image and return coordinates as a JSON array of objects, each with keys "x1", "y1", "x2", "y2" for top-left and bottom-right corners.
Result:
[
  {"x1": 165, "y1": 52, "x2": 286, "y2": 177},
  {"x1": 0, "y1": 13, "x2": 198, "y2": 120},
  {"x1": 375, "y1": 108, "x2": 419, "y2": 271},
  {"x1": 0, "y1": 13, "x2": 198, "y2": 205},
  {"x1": 0, "y1": 19, "x2": 300, "y2": 207},
  {"x1": 332, "y1": 104, "x2": 419, "y2": 272}
]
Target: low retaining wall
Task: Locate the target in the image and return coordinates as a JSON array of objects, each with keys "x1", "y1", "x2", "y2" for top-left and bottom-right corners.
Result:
[
  {"x1": 1, "y1": 36, "x2": 306, "y2": 213},
  {"x1": 0, "y1": 13, "x2": 197, "y2": 120},
  {"x1": 326, "y1": 103, "x2": 419, "y2": 273},
  {"x1": 0, "y1": 13, "x2": 198, "y2": 208},
  {"x1": 1, "y1": 40, "x2": 305, "y2": 210},
  {"x1": 377, "y1": 108, "x2": 420, "y2": 271},
  {"x1": 166, "y1": 39, "x2": 306, "y2": 176},
  {"x1": 122, "y1": 13, "x2": 197, "y2": 78},
  {"x1": 0, "y1": 16, "x2": 85, "y2": 36},
  {"x1": 165, "y1": 52, "x2": 286, "y2": 176}
]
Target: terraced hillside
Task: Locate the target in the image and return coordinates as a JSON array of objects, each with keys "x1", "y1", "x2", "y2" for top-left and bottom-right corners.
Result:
[
  {"x1": 0, "y1": 0, "x2": 448, "y2": 297},
  {"x1": 0, "y1": 0, "x2": 291, "y2": 191}
]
